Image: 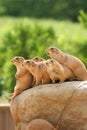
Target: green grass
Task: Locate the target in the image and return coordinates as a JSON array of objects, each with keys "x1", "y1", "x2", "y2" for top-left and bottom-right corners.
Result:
[
  {"x1": 0, "y1": 16, "x2": 87, "y2": 42},
  {"x1": 0, "y1": 16, "x2": 87, "y2": 53},
  {"x1": 1, "y1": 16, "x2": 86, "y2": 55}
]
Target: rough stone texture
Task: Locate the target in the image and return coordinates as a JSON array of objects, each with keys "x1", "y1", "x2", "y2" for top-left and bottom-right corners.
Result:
[{"x1": 10, "y1": 81, "x2": 87, "y2": 130}]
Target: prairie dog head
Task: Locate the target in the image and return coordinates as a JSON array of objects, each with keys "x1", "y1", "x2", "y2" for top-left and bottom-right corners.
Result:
[
  {"x1": 32, "y1": 56, "x2": 45, "y2": 62},
  {"x1": 11, "y1": 56, "x2": 25, "y2": 66},
  {"x1": 23, "y1": 60, "x2": 37, "y2": 70},
  {"x1": 46, "y1": 59, "x2": 63, "y2": 72},
  {"x1": 45, "y1": 47, "x2": 60, "y2": 56},
  {"x1": 46, "y1": 59, "x2": 58, "y2": 67}
]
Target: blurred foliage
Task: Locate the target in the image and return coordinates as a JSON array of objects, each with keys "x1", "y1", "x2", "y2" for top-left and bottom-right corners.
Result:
[
  {"x1": 77, "y1": 10, "x2": 87, "y2": 63},
  {"x1": 78, "y1": 10, "x2": 87, "y2": 28},
  {"x1": 0, "y1": 19, "x2": 57, "y2": 93},
  {"x1": 1, "y1": 0, "x2": 87, "y2": 21},
  {"x1": 0, "y1": 77, "x2": 4, "y2": 96}
]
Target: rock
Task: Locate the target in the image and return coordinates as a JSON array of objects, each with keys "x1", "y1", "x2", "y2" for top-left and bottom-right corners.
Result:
[{"x1": 10, "y1": 81, "x2": 87, "y2": 130}]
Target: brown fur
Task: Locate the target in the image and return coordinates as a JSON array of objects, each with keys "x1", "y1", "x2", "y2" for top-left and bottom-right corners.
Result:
[
  {"x1": 46, "y1": 59, "x2": 75, "y2": 83},
  {"x1": 45, "y1": 47, "x2": 87, "y2": 81},
  {"x1": 23, "y1": 60, "x2": 51, "y2": 86},
  {"x1": 31, "y1": 57, "x2": 46, "y2": 85},
  {"x1": 11, "y1": 56, "x2": 33, "y2": 99},
  {"x1": 32, "y1": 56, "x2": 45, "y2": 62},
  {"x1": 26, "y1": 119, "x2": 58, "y2": 130}
]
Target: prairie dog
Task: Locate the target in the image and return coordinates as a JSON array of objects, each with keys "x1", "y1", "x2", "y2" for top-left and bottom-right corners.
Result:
[
  {"x1": 23, "y1": 60, "x2": 51, "y2": 86},
  {"x1": 26, "y1": 119, "x2": 57, "y2": 130},
  {"x1": 32, "y1": 56, "x2": 45, "y2": 62},
  {"x1": 46, "y1": 59, "x2": 75, "y2": 83},
  {"x1": 11, "y1": 56, "x2": 33, "y2": 99},
  {"x1": 45, "y1": 47, "x2": 87, "y2": 81}
]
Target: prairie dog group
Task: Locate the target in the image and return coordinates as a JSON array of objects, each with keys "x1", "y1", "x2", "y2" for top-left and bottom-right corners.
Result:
[
  {"x1": 11, "y1": 47, "x2": 87, "y2": 99},
  {"x1": 23, "y1": 60, "x2": 51, "y2": 86},
  {"x1": 46, "y1": 47, "x2": 87, "y2": 81},
  {"x1": 11, "y1": 56, "x2": 33, "y2": 99},
  {"x1": 26, "y1": 119, "x2": 58, "y2": 130}
]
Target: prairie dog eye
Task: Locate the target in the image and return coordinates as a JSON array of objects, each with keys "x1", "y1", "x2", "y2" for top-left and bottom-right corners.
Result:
[
  {"x1": 50, "y1": 60, "x2": 54, "y2": 64},
  {"x1": 31, "y1": 61, "x2": 36, "y2": 67},
  {"x1": 35, "y1": 58, "x2": 38, "y2": 60},
  {"x1": 51, "y1": 47, "x2": 54, "y2": 50},
  {"x1": 46, "y1": 62, "x2": 48, "y2": 65},
  {"x1": 15, "y1": 57, "x2": 19, "y2": 60},
  {"x1": 50, "y1": 60, "x2": 53, "y2": 62},
  {"x1": 26, "y1": 60, "x2": 31, "y2": 65},
  {"x1": 27, "y1": 61, "x2": 30, "y2": 63}
]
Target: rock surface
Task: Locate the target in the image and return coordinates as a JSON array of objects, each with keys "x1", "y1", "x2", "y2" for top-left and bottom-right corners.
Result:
[{"x1": 10, "y1": 81, "x2": 87, "y2": 130}]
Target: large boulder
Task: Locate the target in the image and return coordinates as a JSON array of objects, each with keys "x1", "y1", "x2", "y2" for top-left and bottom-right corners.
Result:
[{"x1": 10, "y1": 81, "x2": 87, "y2": 130}]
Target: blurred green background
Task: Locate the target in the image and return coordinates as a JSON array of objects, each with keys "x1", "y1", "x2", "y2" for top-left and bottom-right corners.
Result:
[{"x1": 0, "y1": 0, "x2": 87, "y2": 102}]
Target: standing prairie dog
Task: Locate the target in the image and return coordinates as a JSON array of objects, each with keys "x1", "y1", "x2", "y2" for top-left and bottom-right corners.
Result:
[
  {"x1": 23, "y1": 60, "x2": 51, "y2": 86},
  {"x1": 31, "y1": 56, "x2": 46, "y2": 85},
  {"x1": 26, "y1": 119, "x2": 58, "y2": 130},
  {"x1": 45, "y1": 47, "x2": 87, "y2": 81},
  {"x1": 11, "y1": 56, "x2": 33, "y2": 99},
  {"x1": 46, "y1": 59, "x2": 75, "y2": 83}
]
